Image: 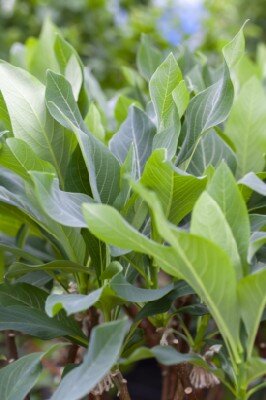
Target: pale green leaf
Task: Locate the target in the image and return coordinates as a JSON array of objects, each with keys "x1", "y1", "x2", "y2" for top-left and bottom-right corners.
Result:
[
  {"x1": 141, "y1": 149, "x2": 206, "y2": 224},
  {"x1": 28, "y1": 18, "x2": 59, "y2": 82},
  {"x1": 191, "y1": 192, "x2": 242, "y2": 279},
  {"x1": 248, "y1": 232, "x2": 266, "y2": 262},
  {"x1": 30, "y1": 171, "x2": 92, "y2": 227},
  {"x1": 187, "y1": 130, "x2": 237, "y2": 176},
  {"x1": 45, "y1": 288, "x2": 103, "y2": 317},
  {"x1": 0, "y1": 344, "x2": 66, "y2": 400},
  {"x1": 225, "y1": 77, "x2": 266, "y2": 177},
  {"x1": 6, "y1": 260, "x2": 91, "y2": 280},
  {"x1": 149, "y1": 53, "x2": 181, "y2": 127},
  {"x1": 109, "y1": 106, "x2": 156, "y2": 179},
  {"x1": 45, "y1": 70, "x2": 120, "y2": 204},
  {"x1": 238, "y1": 172, "x2": 266, "y2": 197},
  {"x1": 51, "y1": 320, "x2": 129, "y2": 400},
  {"x1": 178, "y1": 26, "x2": 246, "y2": 166},
  {"x1": 238, "y1": 268, "x2": 266, "y2": 358},
  {"x1": 172, "y1": 79, "x2": 190, "y2": 118},
  {"x1": 6, "y1": 138, "x2": 56, "y2": 175},
  {"x1": 0, "y1": 353, "x2": 43, "y2": 400},
  {"x1": 208, "y1": 163, "x2": 250, "y2": 268},
  {"x1": 245, "y1": 357, "x2": 266, "y2": 384},
  {"x1": 65, "y1": 54, "x2": 83, "y2": 101},
  {"x1": 0, "y1": 283, "x2": 86, "y2": 343},
  {"x1": 114, "y1": 94, "x2": 140, "y2": 124},
  {"x1": 110, "y1": 272, "x2": 174, "y2": 302},
  {"x1": 83, "y1": 190, "x2": 240, "y2": 361},
  {"x1": 130, "y1": 181, "x2": 240, "y2": 361},
  {"x1": 137, "y1": 34, "x2": 161, "y2": 81},
  {"x1": 122, "y1": 345, "x2": 205, "y2": 367},
  {"x1": 0, "y1": 63, "x2": 75, "y2": 185},
  {"x1": 149, "y1": 53, "x2": 182, "y2": 158},
  {"x1": 85, "y1": 103, "x2": 105, "y2": 142}
]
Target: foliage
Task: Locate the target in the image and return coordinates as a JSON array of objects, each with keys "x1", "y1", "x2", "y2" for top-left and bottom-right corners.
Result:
[
  {"x1": 0, "y1": 0, "x2": 167, "y2": 90},
  {"x1": 0, "y1": 19, "x2": 265, "y2": 400}
]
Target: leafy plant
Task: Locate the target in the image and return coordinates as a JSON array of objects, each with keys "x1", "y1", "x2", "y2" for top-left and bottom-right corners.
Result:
[{"x1": 0, "y1": 20, "x2": 265, "y2": 400}]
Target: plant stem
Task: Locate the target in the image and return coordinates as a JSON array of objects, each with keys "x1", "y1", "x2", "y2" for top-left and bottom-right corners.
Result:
[
  {"x1": 112, "y1": 371, "x2": 131, "y2": 400},
  {"x1": 161, "y1": 366, "x2": 170, "y2": 400},
  {"x1": 66, "y1": 343, "x2": 79, "y2": 364},
  {"x1": 5, "y1": 330, "x2": 18, "y2": 361},
  {"x1": 247, "y1": 381, "x2": 266, "y2": 399}
]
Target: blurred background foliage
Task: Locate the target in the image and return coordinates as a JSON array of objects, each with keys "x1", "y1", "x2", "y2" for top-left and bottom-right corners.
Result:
[
  {"x1": 0, "y1": 2, "x2": 265, "y2": 399},
  {"x1": 1, "y1": 0, "x2": 266, "y2": 90}
]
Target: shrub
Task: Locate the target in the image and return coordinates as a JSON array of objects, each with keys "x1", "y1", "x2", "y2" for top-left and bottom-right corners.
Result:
[{"x1": 0, "y1": 22, "x2": 265, "y2": 400}]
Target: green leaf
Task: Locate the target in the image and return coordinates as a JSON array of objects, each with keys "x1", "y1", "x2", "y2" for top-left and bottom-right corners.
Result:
[
  {"x1": 172, "y1": 79, "x2": 190, "y2": 118},
  {"x1": 114, "y1": 95, "x2": 141, "y2": 124},
  {"x1": 0, "y1": 92, "x2": 12, "y2": 130},
  {"x1": 130, "y1": 181, "x2": 241, "y2": 361},
  {"x1": 225, "y1": 77, "x2": 266, "y2": 177},
  {"x1": 187, "y1": 130, "x2": 237, "y2": 177},
  {"x1": 0, "y1": 242, "x2": 42, "y2": 265},
  {"x1": 191, "y1": 192, "x2": 242, "y2": 279},
  {"x1": 0, "y1": 169, "x2": 86, "y2": 263},
  {"x1": 177, "y1": 65, "x2": 234, "y2": 165},
  {"x1": 238, "y1": 268, "x2": 266, "y2": 358},
  {"x1": 54, "y1": 33, "x2": 84, "y2": 101},
  {"x1": 64, "y1": 144, "x2": 91, "y2": 195},
  {"x1": 149, "y1": 53, "x2": 182, "y2": 127},
  {"x1": 248, "y1": 232, "x2": 266, "y2": 262},
  {"x1": 207, "y1": 163, "x2": 250, "y2": 268},
  {"x1": 0, "y1": 344, "x2": 65, "y2": 400},
  {"x1": 0, "y1": 352, "x2": 43, "y2": 400},
  {"x1": 83, "y1": 190, "x2": 240, "y2": 362},
  {"x1": 6, "y1": 138, "x2": 56, "y2": 175},
  {"x1": 0, "y1": 140, "x2": 30, "y2": 182},
  {"x1": 141, "y1": 149, "x2": 207, "y2": 224},
  {"x1": 45, "y1": 288, "x2": 103, "y2": 317},
  {"x1": 238, "y1": 172, "x2": 266, "y2": 196},
  {"x1": 85, "y1": 103, "x2": 105, "y2": 142},
  {"x1": 54, "y1": 33, "x2": 80, "y2": 73},
  {"x1": 82, "y1": 203, "x2": 163, "y2": 259},
  {"x1": 30, "y1": 171, "x2": 92, "y2": 227},
  {"x1": 110, "y1": 272, "x2": 174, "y2": 302},
  {"x1": 0, "y1": 63, "x2": 75, "y2": 185},
  {"x1": 51, "y1": 319, "x2": 129, "y2": 400},
  {"x1": 81, "y1": 228, "x2": 108, "y2": 282},
  {"x1": 122, "y1": 66, "x2": 145, "y2": 89},
  {"x1": 152, "y1": 107, "x2": 180, "y2": 160},
  {"x1": 245, "y1": 357, "x2": 266, "y2": 384},
  {"x1": 149, "y1": 53, "x2": 182, "y2": 158},
  {"x1": 122, "y1": 345, "x2": 206, "y2": 367},
  {"x1": 45, "y1": 70, "x2": 120, "y2": 204},
  {"x1": 0, "y1": 283, "x2": 86, "y2": 343},
  {"x1": 250, "y1": 214, "x2": 266, "y2": 232},
  {"x1": 222, "y1": 23, "x2": 246, "y2": 69},
  {"x1": 136, "y1": 281, "x2": 194, "y2": 321},
  {"x1": 137, "y1": 34, "x2": 161, "y2": 81},
  {"x1": 28, "y1": 17, "x2": 59, "y2": 82},
  {"x1": 109, "y1": 106, "x2": 156, "y2": 179},
  {"x1": 6, "y1": 260, "x2": 91, "y2": 280},
  {"x1": 65, "y1": 55, "x2": 83, "y2": 101},
  {"x1": 178, "y1": 27, "x2": 245, "y2": 166}
]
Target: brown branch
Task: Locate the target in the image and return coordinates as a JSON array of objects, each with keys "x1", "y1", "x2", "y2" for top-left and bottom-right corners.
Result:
[
  {"x1": 112, "y1": 370, "x2": 131, "y2": 400},
  {"x1": 161, "y1": 366, "x2": 171, "y2": 400},
  {"x1": 124, "y1": 304, "x2": 159, "y2": 346},
  {"x1": 66, "y1": 344, "x2": 79, "y2": 364},
  {"x1": 5, "y1": 331, "x2": 18, "y2": 362},
  {"x1": 175, "y1": 364, "x2": 198, "y2": 400}
]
